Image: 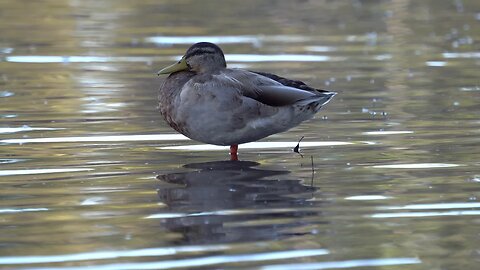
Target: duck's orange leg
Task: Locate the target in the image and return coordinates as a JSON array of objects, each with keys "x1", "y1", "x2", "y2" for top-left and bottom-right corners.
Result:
[{"x1": 230, "y1": 144, "x2": 238, "y2": 161}]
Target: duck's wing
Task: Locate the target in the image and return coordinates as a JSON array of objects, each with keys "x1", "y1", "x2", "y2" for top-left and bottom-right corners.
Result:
[
  {"x1": 250, "y1": 71, "x2": 331, "y2": 93},
  {"x1": 221, "y1": 69, "x2": 335, "y2": 107}
]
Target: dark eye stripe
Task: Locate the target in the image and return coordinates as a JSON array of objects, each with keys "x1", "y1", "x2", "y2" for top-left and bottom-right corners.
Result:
[{"x1": 185, "y1": 50, "x2": 216, "y2": 59}]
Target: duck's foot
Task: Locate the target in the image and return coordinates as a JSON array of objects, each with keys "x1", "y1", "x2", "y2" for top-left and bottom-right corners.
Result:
[{"x1": 230, "y1": 144, "x2": 238, "y2": 161}]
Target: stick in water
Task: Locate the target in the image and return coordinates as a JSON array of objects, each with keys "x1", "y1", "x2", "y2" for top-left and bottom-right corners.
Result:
[
  {"x1": 310, "y1": 155, "x2": 315, "y2": 187},
  {"x1": 293, "y1": 136, "x2": 305, "y2": 158}
]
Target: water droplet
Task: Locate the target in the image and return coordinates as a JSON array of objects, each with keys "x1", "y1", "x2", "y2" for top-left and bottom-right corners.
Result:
[
  {"x1": 0, "y1": 47, "x2": 13, "y2": 54},
  {"x1": 0, "y1": 91, "x2": 14, "y2": 98},
  {"x1": 459, "y1": 86, "x2": 480, "y2": 91},
  {"x1": 454, "y1": 0, "x2": 464, "y2": 13},
  {"x1": 453, "y1": 101, "x2": 460, "y2": 106},
  {"x1": 322, "y1": 115, "x2": 328, "y2": 120},
  {"x1": 426, "y1": 61, "x2": 447, "y2": 67}
]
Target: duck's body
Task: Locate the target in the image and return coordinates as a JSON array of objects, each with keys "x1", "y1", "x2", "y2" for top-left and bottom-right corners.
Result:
[{"x1": 158, "y1": 42, "x2": 336, "y2": 159}]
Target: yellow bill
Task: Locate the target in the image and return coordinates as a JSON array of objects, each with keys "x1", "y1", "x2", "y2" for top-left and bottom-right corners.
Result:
[{"x1": 157, "y1": 57, "x2": 188, "y2": 75}]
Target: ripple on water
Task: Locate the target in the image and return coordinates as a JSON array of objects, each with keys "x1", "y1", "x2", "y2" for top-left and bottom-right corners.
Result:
[
  {"x1": 0, "y1": 248, "x2": 328, "y2": 268},
  {"x1": 345, "y1": 195, "x2": 392, "y2": 201},
  {"x1": 459, "y1": 86, "x2": 480, "y2": 92},
  {"x1": 160, "y1": 141, "x2": 353, "y2": 151},
  {"x1": 0, "y1": 126, "x2": 63, "y2": 134},
  {"x1": 381, "y1": 202, "x2": 480, "y2": 210},
  {"x1": 442, "y1": 52, "x2": 480, "y2": 58},
  {"x1": 0, "y1": 244, "x2": 228, "y2": 264},
  {"x1": 0, "y1": 168, "x2": 93, "y2": 177},
  {"x1": 371, "y1": 163, "x2": 461, "y2": 169},
  {"x1": 0, "y1": 158, "x2": 25, "y2": 164},
  {"x1": 362, "y1": 130, "x2": 413, "y2": 135},
  {"x1": 370, "y1": 210, "x2": 480, "y2": 219},
  {"x1": 0, "y1": 134, "x2": 189, "y2": 144},
  {"x1": 0, "y1": 114, "x2": 17, "y2": 118},
  {"x1": 260, "y1": 257, "x2": 421, "y2": 270},
  {"x1": 0, "y1": 90, "x2": 14, "y2": 97},
  {"x1": 371, "y1": 202, "x2": 480, "y2": 219},
  {"x1": 0, "y1": 208, "x2": 48, "y2": 214},
  {"x1": 426, "y1": 61, "x2": 447, "y2": 67},
  {"x1": 145, "y1": 35, "x2": 311, "y2": 46},
  {"x1": 304, "y1": 45, "x2": 336, "y2": 52},
  {"x1": 226, "y1": 54, "x2": 341, "y2": 62},
  {"x1": 5, "y1": 55, "x2": 173, "y2": 63},
  {"x1": 0, "y1": 47, "x2": 14, "y2": 54}
]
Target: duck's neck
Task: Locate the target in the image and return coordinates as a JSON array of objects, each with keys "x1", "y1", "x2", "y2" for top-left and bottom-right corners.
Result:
[
  {"x1": 197, "y1": 67, "x2": 225, "y2": 74},
  {"x1": 194, "y1": 57, "x2": 226, "y2": 74}
]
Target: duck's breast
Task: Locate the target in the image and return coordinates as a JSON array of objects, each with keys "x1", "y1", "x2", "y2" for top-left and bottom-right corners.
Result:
[{"x1": 158, "y1": 71, "x2": 195, "y2": 135}]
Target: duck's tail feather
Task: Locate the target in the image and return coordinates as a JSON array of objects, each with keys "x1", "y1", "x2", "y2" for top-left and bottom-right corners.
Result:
[{"x1": 295, "y1": 91, "x2": 337, "y2": 111}]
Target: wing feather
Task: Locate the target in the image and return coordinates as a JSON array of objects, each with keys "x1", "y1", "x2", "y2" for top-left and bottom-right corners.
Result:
[{"x1": 216, "y1": 69, "x2": 335, "y2": 107}]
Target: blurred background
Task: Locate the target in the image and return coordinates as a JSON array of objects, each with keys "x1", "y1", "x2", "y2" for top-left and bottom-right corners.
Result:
[{"x1": 0, "y1": 0, "x2": 479, "y2": 269}]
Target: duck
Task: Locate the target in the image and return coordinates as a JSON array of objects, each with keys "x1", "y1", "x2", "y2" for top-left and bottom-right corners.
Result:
[{"x1": 157, "y1": 42, "x2": 336, "y2": 160}]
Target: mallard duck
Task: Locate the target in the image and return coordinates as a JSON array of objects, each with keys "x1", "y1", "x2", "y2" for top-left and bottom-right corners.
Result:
[{"x1": 158, "y1": 42, "x2": 336, "y2": 160}]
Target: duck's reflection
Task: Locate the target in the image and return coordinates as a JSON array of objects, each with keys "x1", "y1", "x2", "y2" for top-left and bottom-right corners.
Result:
[{"x1": 155, "y1": 161, "x2": 323, "y2": 245}]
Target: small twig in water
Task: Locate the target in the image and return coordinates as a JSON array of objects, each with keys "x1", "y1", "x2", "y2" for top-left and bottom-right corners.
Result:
[
  {"x1": 310, "y1": 155, "x2": 315, "y2": 187},
  {"x1": 293, "y1": 136, "x2": 305, "y2": 158}
]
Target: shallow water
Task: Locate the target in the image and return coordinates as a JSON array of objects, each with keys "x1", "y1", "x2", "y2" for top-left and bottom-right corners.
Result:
[{"x1": 1, "y1": 0, "x2": 480, "y2": 269}]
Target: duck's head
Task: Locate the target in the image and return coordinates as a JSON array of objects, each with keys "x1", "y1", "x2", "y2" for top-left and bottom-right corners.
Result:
[{"x1": 158, "y1": 42, "x2": 226, "y2": 75}]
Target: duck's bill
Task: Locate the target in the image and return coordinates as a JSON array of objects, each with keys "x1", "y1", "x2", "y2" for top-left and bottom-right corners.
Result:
[{"x1": 157, "y1": 57, "x2": 188, "y2": 75}]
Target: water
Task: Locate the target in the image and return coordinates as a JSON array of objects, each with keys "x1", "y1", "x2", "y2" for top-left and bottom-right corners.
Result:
[{"x1": 1, "y1": 0, "x2": 479, "y2": 269}]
